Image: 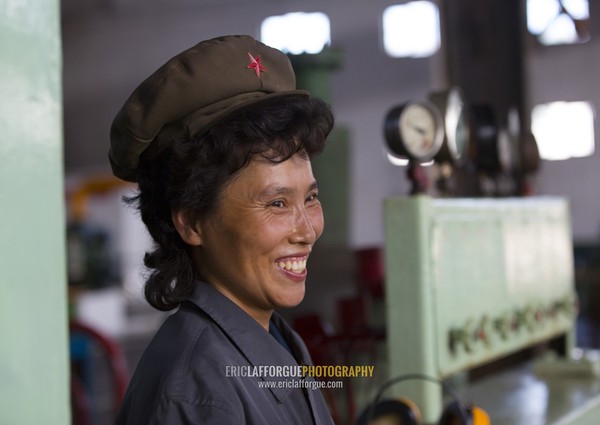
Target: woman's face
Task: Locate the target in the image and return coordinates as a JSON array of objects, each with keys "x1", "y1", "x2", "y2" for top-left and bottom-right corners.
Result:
[{"x1": 193, "y1": 153, "x2": 324, "y2": 325}]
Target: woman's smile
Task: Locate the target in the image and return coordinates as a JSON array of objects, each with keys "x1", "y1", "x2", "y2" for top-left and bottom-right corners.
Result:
[{"x1": 275, "y1": 254, "x2": 310, "y2": 281}]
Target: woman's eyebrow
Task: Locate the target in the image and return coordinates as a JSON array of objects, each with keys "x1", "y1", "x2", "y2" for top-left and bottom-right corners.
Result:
[
  {"x1": 307, "y1": 181, "x2": 319, "y2": 192},
  {"x1": 258, "y1": 181, "x2": 319, "y2": 198},
  {"x1": 258, "y1": 185, "x2": 291, "y2": 198}
]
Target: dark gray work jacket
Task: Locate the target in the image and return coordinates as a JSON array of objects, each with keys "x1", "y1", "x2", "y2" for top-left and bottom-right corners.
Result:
[{"x1": 115, "y1": 281, "x2": 334, "y2": 425}]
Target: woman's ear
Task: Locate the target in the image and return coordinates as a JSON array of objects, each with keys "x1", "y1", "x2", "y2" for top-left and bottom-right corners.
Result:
[{"x1": 172, "y1": 209, "x2": 203, "y2": 246}]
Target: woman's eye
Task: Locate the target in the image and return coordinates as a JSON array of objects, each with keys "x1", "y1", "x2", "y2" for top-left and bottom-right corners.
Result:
[{"x1": 306, "y1": 193, "x2": 319, "y2": 203}]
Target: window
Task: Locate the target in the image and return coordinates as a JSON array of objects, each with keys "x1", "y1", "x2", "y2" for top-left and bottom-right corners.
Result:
[
  {"x1": 527, "y1": 0, "x2": 590, "y2": 45},
  {"x1": 261, "y1": 12, "x2": 330, "y2": 54},
  {"x1": 531, "y1": 101, "x2": 595, "y2": 160},
  {"x1": 382, "y1": 1, "x2": 440, "y2": 58}
]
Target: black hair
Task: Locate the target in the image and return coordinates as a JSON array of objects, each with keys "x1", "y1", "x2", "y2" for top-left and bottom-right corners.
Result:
[{"x1": 127, "y1": 96, "x2": 334, "y2": 310}]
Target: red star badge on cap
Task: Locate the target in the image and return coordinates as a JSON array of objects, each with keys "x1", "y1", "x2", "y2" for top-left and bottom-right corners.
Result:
[{"x1": 246, "y1": 52, "x2": 265, "y2": 78}]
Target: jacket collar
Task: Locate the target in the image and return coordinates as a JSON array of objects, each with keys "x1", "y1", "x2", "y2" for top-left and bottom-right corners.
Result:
[{"x1": 186, "y1": 281, "x2": 310, "y2": 403}]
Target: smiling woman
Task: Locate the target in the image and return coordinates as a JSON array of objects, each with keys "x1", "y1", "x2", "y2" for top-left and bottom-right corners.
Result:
[{"x1": 108, "y1": 35, "x2": 335, "y2": 425}]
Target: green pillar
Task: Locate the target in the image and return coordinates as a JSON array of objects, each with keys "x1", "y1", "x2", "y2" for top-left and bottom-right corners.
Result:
[
  {"x1": 0, "y1": 1, "x2": 70, "y2": 424},
  {"x1": 289, "y1": 49, "x2": 343, "y2": 104}
]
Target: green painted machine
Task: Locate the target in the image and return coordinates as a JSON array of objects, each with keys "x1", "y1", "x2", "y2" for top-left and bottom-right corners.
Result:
[{"x1": 384, "y1": 195, "x2": 585, "y2": 424}]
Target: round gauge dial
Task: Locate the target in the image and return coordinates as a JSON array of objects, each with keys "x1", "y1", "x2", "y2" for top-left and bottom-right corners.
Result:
[
  {"x1": 429, "y1": 87, "x2": 471, "y2": 164},
  {"x1": 469, "y1": 103, "x2": 509, "y2": 174},
  {"x1": 384, "y1": 100, "x2": 443, "y2": 162}
]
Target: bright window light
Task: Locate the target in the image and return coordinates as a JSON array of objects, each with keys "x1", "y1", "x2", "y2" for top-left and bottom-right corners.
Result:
[
  {"x1": 261, "y1": 12, "x2": 330, "y2": 55},
  {"x1": 527, "y1": 0, "x2": 589, "y2": 45},
  {"x1": 539, "y1": 13, "x2": 578, "y2": 44},
  {"x1": 383, "y1": 1, "x2": 440, "y2": 58},
  {"x1": 531, "y1": 101, "x2": 595, "y2": 160},
  {"x1": 527, "y1": 0, "x2": 561, "y2": 34}
]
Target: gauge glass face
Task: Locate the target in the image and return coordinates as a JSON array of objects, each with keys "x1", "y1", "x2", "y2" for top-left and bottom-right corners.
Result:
[
  {"x1": 445, "y1": 88, "x2": 468, "y2": 160},
  {"x1": 455, "y1": 110, "x2": 468, "y2": 159},
  {"x1": 399, "y1": 103, "x2": 438, "y2": 159}
]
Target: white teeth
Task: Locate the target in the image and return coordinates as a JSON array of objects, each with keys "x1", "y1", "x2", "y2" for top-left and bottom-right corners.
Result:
[{"x1": 278, "y1": 259, "x2": 307, "y2": 272}]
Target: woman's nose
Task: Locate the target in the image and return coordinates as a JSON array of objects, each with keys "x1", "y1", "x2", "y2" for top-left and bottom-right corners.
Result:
[{"x1": 290, "y1": 207, "x2": 323, "y2": 245}]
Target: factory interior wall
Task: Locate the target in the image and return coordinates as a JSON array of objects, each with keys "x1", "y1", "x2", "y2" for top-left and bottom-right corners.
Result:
[{"x1": 0, "y1": 1, "x2": 70, "y2": 424}]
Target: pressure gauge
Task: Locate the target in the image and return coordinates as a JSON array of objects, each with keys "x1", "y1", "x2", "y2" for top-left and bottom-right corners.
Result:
[
  {"x1": 428, "y1": 87, "x2": 471, "y2": 164},
  {"x1": 384, "y1": 100, "x2": 444, "y2": 162},
  {"x1": 470, "y1": 103, "x2": 508, "y2": 174}
]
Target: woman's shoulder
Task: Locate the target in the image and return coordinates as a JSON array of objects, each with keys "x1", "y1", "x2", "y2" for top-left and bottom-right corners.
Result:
[
  {"x1": 143, "y1": 300, "x2": 248, "y2": 369},
  {"x1": 119, "y1": 304, "x2": 247, "y2": 421}
]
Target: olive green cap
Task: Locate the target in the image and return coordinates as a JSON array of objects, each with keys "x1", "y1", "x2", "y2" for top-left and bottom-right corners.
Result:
[{"x1": 109, "y1": 34, "x2": 309, "y2": 182}]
